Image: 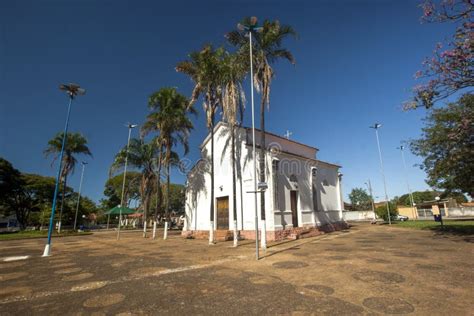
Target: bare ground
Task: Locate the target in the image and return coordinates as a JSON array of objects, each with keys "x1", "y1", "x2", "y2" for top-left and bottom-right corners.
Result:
[{"x1": 0, "y1": 223, "x2": 472, "y2": 315}]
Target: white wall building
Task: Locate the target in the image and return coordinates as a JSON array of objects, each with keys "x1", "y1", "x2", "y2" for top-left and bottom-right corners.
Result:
[{"x1": 183, "y1": 122, "x2": 347, "y2": 241}]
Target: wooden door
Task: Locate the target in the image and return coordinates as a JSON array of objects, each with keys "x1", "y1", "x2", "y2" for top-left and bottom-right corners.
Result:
[
  {"x1": 216, "y1": 197, "x2": 229, "y2": 229},
  {"x1": 290, "y1": 191, "x2": 298, "y2": 227}
]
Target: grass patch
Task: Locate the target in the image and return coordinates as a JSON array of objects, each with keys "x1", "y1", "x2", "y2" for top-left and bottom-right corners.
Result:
[
  {"x1": 392, "y1": 220, "x2": 474, "y2": 235},
  {"x1": 0, "y1": 230, "x2": 93, "y2": 241}
]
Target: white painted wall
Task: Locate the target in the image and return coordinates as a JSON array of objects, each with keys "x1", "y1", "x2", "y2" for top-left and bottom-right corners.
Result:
[{"x1": 184, "y1": 122, "x2": 343, "y2": 232}]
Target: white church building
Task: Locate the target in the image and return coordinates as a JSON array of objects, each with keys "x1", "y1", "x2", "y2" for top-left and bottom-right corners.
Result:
[{"x1": 183, "y1": 122, "x2": 347, "y2": 241}]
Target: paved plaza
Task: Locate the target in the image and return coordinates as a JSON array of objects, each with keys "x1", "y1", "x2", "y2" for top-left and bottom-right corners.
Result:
[{"x1": 0, "y1": 224, "x2": 473, "y2": 315}]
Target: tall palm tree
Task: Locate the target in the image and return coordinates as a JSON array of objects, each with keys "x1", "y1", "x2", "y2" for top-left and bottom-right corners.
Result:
[
  {"x1": 221, "y1": 51, "x2": 247, "y2": 247},
  {"x1": 228, "y1": 18, "x2": 296, "y2": 247},
  {"x1": 45, "y1": 132, "x2": 92, "y2": 233},
  {"x1": 142, "y1": 87, "x2": 195, "y2": 239},
  {"x1": 110, "y1": 138, "x2": 160, "y2": 237},
  {"x1": 176, "y1": 45, "x2": 226, "y2": 244}
]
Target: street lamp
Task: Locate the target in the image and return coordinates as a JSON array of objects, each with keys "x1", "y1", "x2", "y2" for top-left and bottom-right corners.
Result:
[
  {"x1": 238, "y1": 17, "x2": 263, "y2": 260},
  {"x1": 397, "y1": 145, "x2": 416, "y2": 219},
  {"x1": 117, "y1": 123, "x2": 138, "y2": 240},
  {"x1": 73, "y1": 161, "x2": 88, "y2": 230},
  {"x1": 370, "y1": 123, "x2": 391, "y2": 225},
  {"x1": 42, "y1": 83, "x2": 86, "y2": 257}
]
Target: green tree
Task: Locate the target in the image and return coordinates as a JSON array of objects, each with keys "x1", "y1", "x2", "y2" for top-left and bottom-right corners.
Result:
[
  {"x1": 410, "y1": 94, "x2": 474, "y2": 198},
  {"x1": 0, "y1": 159, "x2": 60, "y2": 229},
  {"x1": 103, "y1": 172, "x2": 141, "y2": 209},
  {"x1": 44, "y1": 132, "x2": 92, "y2": 232},
  {"x1": 110, "y1": 138, "x2": 160, "y2": 237},
  {"x1": 375, "y1": 202, "x2": 397, "y2": 222},
  {"x1": 142, "y1": 87, "x2": 195, "y2": 239},
  {"x1": 227, "y1": 18, "x2": 296, "y2": 243},
  {"x1": 152, "y1": 183, "x2": 185, "y2": 215},
  {"x1": 396, "y1": 190, "x2": 467, "y2": 205},
  {"x1": 348, "y1": 187, "x2": 372, "y2": 211},
  {"x1": 221, "y1": 51, "x2": 247, "y2": 246},
  {"x1": 0, "y1": 157, "x2": 24, "y2": 217},
  {"x1": 176, "y1": 45, "x2": 227, "y2": 243}
]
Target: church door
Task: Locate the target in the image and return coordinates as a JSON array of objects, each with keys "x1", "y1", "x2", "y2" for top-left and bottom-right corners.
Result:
[
  {"x1": 216, "y1": 196, "x2": 229, "y2": 229},
  {"x1": 290, "y1": 191, "x2": 298, "y2": 227}
]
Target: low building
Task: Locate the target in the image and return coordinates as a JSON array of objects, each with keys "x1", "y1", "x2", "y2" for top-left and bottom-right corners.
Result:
[{"x1": 183, "y1": 122, "x2": 347, "y2": 241}]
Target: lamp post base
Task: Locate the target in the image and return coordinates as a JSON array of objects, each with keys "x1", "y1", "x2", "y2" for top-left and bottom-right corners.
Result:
[{"x1": 42, "y1": 244, "x2": 51, "y2": 257}]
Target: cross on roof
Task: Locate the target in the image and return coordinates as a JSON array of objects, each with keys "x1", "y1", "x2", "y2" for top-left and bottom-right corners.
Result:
[{"x1": 284, "y1": 130, "x2": 293, "y2": 140}]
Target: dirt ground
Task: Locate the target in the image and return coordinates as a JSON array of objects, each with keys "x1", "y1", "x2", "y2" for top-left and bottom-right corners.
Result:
[{"x1": 0, "y1": 223, "x2": 473, "y2": 315}]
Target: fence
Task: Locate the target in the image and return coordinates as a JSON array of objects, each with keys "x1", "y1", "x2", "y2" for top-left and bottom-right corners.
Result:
[
  {"x1": 447, "y1": 206, "x2": 474, "y2": 217},
  {"x1": 342, "y1": 210, "x2": 376, "y2": 221}
]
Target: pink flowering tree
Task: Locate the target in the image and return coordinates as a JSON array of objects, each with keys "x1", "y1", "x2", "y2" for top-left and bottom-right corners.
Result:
[{"x1": 406, "y1": 0, "x2": 473, "y2": 109}]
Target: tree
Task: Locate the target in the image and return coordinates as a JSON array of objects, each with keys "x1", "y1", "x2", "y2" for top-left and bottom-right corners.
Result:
[
  {"x1": 375, "y1": 202, "x2": 397, "y2": 221},
  {"x1": 176, "y1": 45, "x2": 227, "y2": 244},
  {"x1": 396, "y1": 190, "x2": 467, "y2": 205},
  {"x1": 348, "y1": 187, "x2": 372, "y2": 211},
  {"x1": 110, "y1": 138, "x2": 160, "y2": 237},
  {"x1": 410, "y1": 94, "x2": 474, "y2": 198},
  {"x1": 142, "y1": 87, "x2": 195, "y2": 239},
  {"x1": 221, "y1": 51, "x2": 247, "y2": 246},
  {"x1": 0, "y1": 157, "x2": 24, "y2": 217},
  {"x1": 44, "y1": 132, "x2": 92, "y2": 232},
  {"x1": 154, "y1": 183, "x2": 185, "y2": 214},
  {"x1": 0, "y1": 159, "x2": 59, "y2": 229},
  {"x1": 228, "y1": 18, "x2": 296, "y2": 247},
  {"x1": 406, "y1": 0, "x2": 473, "y2": 109},
  {"x1": 103, "y1": 172, "x2": 141, "y2": 209}
]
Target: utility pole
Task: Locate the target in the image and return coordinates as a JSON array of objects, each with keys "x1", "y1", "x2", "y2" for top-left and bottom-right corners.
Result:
[
  {"x1": 370, "y1": 123, "x2": 391, "y2": 225},
  {"x1": 73, "y1": 161, "x2": 88, "y2": 230}
]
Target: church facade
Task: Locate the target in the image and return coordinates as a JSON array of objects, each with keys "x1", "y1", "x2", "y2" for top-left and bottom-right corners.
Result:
[{"x1": 183, "y1": 122, "x2": 347, "y2": 241}]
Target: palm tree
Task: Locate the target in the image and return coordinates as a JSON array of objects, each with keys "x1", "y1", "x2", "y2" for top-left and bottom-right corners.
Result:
[
  {"x1": 228, "y1": 18, "x2": 296, "y2": 247},
  {"x1": 221, "y1": 51, "x2": 247, "y2": 246},
  {"x1": 110, "y1": 138, "x2": 160, "y2": 237},
  {"x1": 176, "y1": 45, "x2": 227, "y2": 244},
  {"x1": 45, "y1": 132, "x2": 92, "y2": 233},
  {"x1": 142, "y1": 87, "x2": 195, "y2": 239}
]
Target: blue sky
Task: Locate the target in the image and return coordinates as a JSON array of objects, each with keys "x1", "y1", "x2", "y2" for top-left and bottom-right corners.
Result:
[{"x1": 0, "y1": 0, "x2": 456, "y2": 203}]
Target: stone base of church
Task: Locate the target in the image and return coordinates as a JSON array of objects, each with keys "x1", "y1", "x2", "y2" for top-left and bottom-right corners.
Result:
[{"x1": 181, "y1": 221, "x2": 349, "y2": 242}]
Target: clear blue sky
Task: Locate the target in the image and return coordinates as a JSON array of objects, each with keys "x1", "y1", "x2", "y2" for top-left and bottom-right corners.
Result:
[{"x1": 0, "y1": 0, "x2": 455, "y2": 204}]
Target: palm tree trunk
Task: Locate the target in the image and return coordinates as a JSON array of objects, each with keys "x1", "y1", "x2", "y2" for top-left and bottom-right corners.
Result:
[
  {"x1": 164, "y1": 145, "x2": 171, "y2": 240},
  {"x1": 231, "y1": 123, "x2": 238, "y2": 247},
  {"x1": 143, "y1": 190, "x2": 148, "y2": 238},
  {"x1": 142, "y1": 177, "x2": 148, "y2": 238},
  {"x1": 153, "y1": 152, "x2": 162, "y2": 240},
  {"x1": 58, "y1": 173, "x2": 68, "y2": 234},
  {"x1": 209, "y1": 111, "x2": 215, "y2": 245},
  {"x1": 259, "y1": 98, "x2": 267, "y2": 250}
]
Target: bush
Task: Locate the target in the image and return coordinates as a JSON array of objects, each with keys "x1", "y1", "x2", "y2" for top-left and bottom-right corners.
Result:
[{"x1": 375, "y1": 202, "x2": 398, "y2": 221}]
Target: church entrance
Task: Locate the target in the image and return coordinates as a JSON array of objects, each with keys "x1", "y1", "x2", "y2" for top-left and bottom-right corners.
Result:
[
  {"x1": 216, "y1": 196, "x2": 229, "y2": 229},
  {"x1": 290, "y1": 191, "x2": 298, "y2": 227}
]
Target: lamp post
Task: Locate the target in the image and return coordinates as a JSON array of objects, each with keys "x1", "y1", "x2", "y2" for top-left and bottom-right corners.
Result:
[
  {"x1": 397, "y1": 145, "x2": 416, "y2": 218},
  {"x1": 370, "y1": 123, "x2": 391, "y2": 225},
  {"x1": 73, "y1": 161, "x2": 88, "y2": 230},
  {"x1": 117, "y1": 123, "x2": 138, "y2": 240},
  {"x1": 42, "y1": 83, "x2": 85, "y2": 257},
  {"x1": 238, "y1": 17, "x2": 263, "y2": 260}
]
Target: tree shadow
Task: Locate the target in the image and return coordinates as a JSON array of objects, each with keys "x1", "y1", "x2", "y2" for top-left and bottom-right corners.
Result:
[
  {"x1": 429, "y1": 225, "x2": 474, "y2": 242},
  {"x1": 185, "y1": 147, "x2": 209, "y2": 231}
]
